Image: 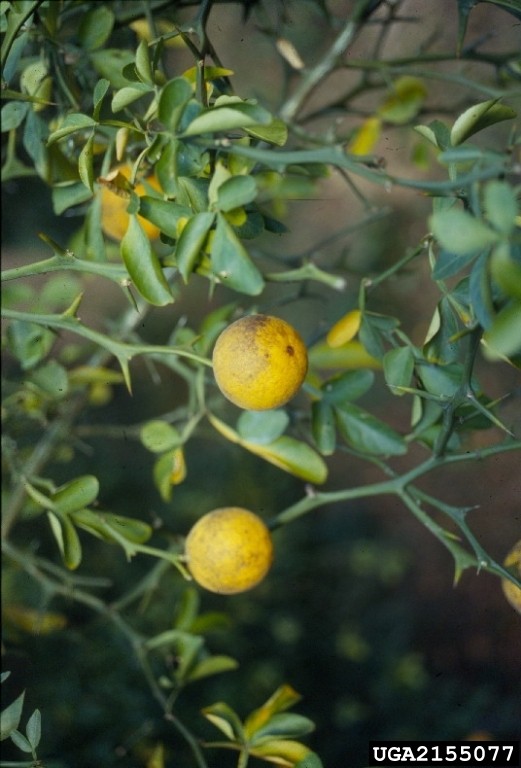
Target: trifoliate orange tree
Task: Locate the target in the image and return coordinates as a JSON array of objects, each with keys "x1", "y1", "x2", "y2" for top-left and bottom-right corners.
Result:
[{"x1": 2, "y1": 1, "x2": 520, "y2": 766}]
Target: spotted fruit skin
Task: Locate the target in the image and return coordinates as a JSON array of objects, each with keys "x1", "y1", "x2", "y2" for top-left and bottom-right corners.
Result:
[
  {"x1": 185, "y1": 507, "x2": 274, "y2": 595},
  {"x1": 212, "y1": 315, "x2": 308, "y2": 411}
]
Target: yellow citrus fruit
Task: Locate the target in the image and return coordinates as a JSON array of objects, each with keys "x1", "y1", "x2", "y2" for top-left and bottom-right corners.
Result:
[
  {"x1": 185, "y1": 507, "x2": 274, "y2": 594},
  {"x1": 212, "y1": 315, "x2": 308, "y2": 410},
  {"x1": 501, "y1": 540, "x2": 521, "y2": 614},
  {"x1": 99, "y1": 164, "x2": 161, "y2": 241}
]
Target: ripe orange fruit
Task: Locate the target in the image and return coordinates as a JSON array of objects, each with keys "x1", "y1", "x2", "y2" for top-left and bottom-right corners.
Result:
[
  {"x1": 212, "y1": 315, "x2": 308, "y2": 411},
  {"x1": 99, "y1": 164, "x2": 161, "y2": 241},
  {"x1": 185, "y1": 507, "x2": 274, "y2": 594}
]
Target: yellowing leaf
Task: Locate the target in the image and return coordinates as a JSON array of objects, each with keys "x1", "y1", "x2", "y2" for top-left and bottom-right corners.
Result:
[
  {"x1": 130, "y1": 19, "x2": 185, "y2": 47},
  {"x1": 309, "y1": 340, "x2": 381, "y2": 370},
  {"x1": 208, "y1": 414, "x2": 327, "y2": 484},
  {"x1": 146, "y1": 743, "x2": 165, "y2": 768},
  {"x1": 245, "y1": 685, "x2": 302, "y2": 738},
  {"x1": 182, "y1": 65, "x2": 235, "y2": 83},
  {"x1": 326, "y1": 310, "x2": 362, "y2": 347},
  {"x1": 4, "y1": 604, "x2": 67, "y2": 634},
  {"x1": 348, "y1": 117, "x2": 381, "y2": 155},
  {"x1": 251, "y1": 739, "x2": 311, "y2": 766},
  {"x1": 378, "y1": 76, "x2": 427, "y2": 124},
  {"x1": 170, "y1": 448, "x2": 187, "y2": 484}
]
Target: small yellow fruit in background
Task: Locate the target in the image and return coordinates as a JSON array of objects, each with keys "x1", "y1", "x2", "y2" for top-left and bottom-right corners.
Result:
[
  {"x1": 185, "y1": 507, "x2": 274, "y2": 594},
  {"x1": 99, "y1": 164, "x2": 161, "y2": 241},
  {"x1": 212, "y1": 314, "x2": 308, "y2": 410},
  {"x1": 501, "y1": 540, "x2": 521, "y2": 614}
]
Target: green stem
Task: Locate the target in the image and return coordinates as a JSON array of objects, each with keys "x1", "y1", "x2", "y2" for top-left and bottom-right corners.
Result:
[
  {"x1": 279, "y1": 0, "x2": 377, "y2": 122},
  {"x1": 265, "y1": 262, "x2": 346, "y2": 291},
  {"x1": 1, "y1": 395, "x2": 85, "y2": 540},
  {"x1": 1, "y1": 308, "x2": 213, "y2": 369},
  {"x1": 2, "y1": 541, "x2": 208, "y2": 768},
  {"x1": 434, "y1": 326, "x2": 482, "y2": 458},
  {"x1": 210, "y1": 141, "x2": 508, "y2": 194},
  {"x1": 1, "y1": 253, "x2": 128, "y2": 284},
  {"x1": 1, "y1": 0, "x2": 45, "y2": 69},
  {"x1": 364, "y1": 241, "x2": 427, "y2": 291}
]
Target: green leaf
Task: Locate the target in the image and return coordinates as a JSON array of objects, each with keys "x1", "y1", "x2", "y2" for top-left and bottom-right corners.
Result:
[
  {"x1": 158, "y1": 77, "x2": 192, "y2": 131},
  {"x1": 52, "y1": 475, "x2": 99, "y2": 516},
  {"x1": 215, "y1": 175, "x2": 257, "y2": 212},
  {"x1": 483, "y1": 0, "x2": 521, "y2": 21},
  {"x1": 417, "y1": 362, "x2": 462, "y2": 399},
  {"x1": 93, "y1": 78, "x2": 110, "y2": 121},
  {"x1": 423, "y1": 299, "x2": 461, "y2": 364},
  {"x1": 483, "y1": 180, "x2": 518, "y2": 235},
  {"x1": 251, "y1": 713, "x2": 315, "y2": 743},
  {"x1": 245, "y1": 435, "x2": 328, "y2": 484},
  {"x1": 430, "y1": 208, "x2": 499, "y2": 256},
  {"x1": 29, "y1": 360, "x2": 69, "y2": 398},
  {"x1": 450, "y1": 99, "x2": 516, "y2": 146},
  {"x1": 90, "y1": 49, "x2": 135, "y2": 89},
  {"x1": 1, "y1": 692, "x2": 25, "y2": 741},
  {"x1": 1, "y1": 100, "x2": 29, "y2": 131},
  {"x1": 211, "y1": 213, "x2": 264, "y2": 295},
  {"x1": 52, "y1": 182, "x2": 93, "y2": 214},
  {"x1": 101, "y1": 513, "x2": 153, "y2": 544},
  {"x1": 483, "y1": 300, "x2": 521, "y2": 359},
  {"x1": 25, "y1": 708, "x2": 41, "y2": 750},
  {"x1": 322, "y1": 370, "x2": 375, "y2": 404},
  {"x1": 189, "y1": 655, "x2": 238, "y2": 682},
  {"x1": 358, "y1": 316, "x2": 385, "y2": 360},
  {"x1": 135, "y1": 39, "x2": 153, "y2": 84},
  {"x1": 60, "y1": 514, "x2": 83, "y2": 570},
  {"x1": 141, "y1": 420, "x2": 182, "y2": 453},
  {"x1": 111, "y1": 83, "x2": 152, "y2": 112},
  {"x1": 383, "y1": 346, "x2": 415, "y2": 394},
  {"x1": 414, "y1": 119, "x2": 451, "y2": 149},
  {"x1": 138, "y1": 196, "x2": 191, "y2": 239},
  {"x1": 432, "y1": 249, "x2": 477, "y2": 280},
  {"x1": 72, "y1": 508, "x2": 152, "y2": 544},
  {"x1": 78, "y1": 6, "x2": 114, "y2": 51},
  {"x1": 177, "y1": 177, "x2": 209, "y2": 212},
  {"x1": 47, "y1": 113, "x2": 97, "y2": 145},
  {"x1": 10, "y1": 730, "x2": 32, "y2": 752},
  {"x1": 78, "y1": 133, "x2": 95, "y2": 192},
  {"x1": 245, "y1": 118, "x2": 288, "y2": 146},
  {"x1": 335, "y1": 402, "x2": 407, "y2": 455},
  {"x1": 295, "y1": 752, "x2": 324, "y2": 768},
  {"x1": 182, "y1": 102, "x2": 272, "y2": 137},
  {"x1": 311, "y1": 400, "x2": 336, "y2": 456},
  {"x1": 6, "y1": 320, "x2": 54, "y2": 370},
  {"x1": 202, "y1": 702, "x2": 245, "y2": 742},
  {"x1": 491, "y1": 243, "x2": 521, "y2": 301},
  {"x1": 121, "y1": 215, "x2": 173, "y2": 306},
  {"x1": 237, "y1": 409, "x2": 289, "y2": 445},
  {"x1": 175, "y1": 211, "x2": 215, "y2": 281},
  {"x1": 469, "y1": 253, "x2": 494, "y2": 329}
]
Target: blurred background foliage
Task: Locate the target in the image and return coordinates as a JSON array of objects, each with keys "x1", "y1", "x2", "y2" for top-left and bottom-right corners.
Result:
[{"x1": 2, "y1": 1, "x2": 520, "y2": 767}]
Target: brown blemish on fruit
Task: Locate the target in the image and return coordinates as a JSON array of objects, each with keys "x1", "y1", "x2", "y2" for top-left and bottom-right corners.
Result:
[{"x1": 286, "y1": 345, "x2": 295, "y2": 356}]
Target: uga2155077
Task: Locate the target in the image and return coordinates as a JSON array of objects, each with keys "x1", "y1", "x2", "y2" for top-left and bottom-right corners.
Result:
[{"x1": 368, "y1": 741, "x2": 520, "y2": 767}]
